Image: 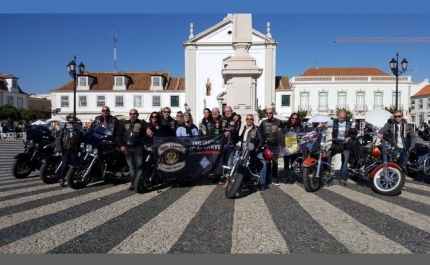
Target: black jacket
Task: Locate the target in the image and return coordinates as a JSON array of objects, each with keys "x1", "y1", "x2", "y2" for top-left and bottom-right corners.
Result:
[
  {"x1": 220, "y1": 115, "x2": 240, "y2": 145},
  {"x1": 260, "y1": 118, "x2": 282, "y2": 146},
  {"x1": 90, "y1": 115, "x2": 119, "y2": 138},
  {"x1": 378, "y1": 118, "x2": 417, "y2": 151},
  {"x1": 160, "y1": 116, "x2": 178, "y2": 136},
  {"x1": 240, "y1": 124, "x2": 265, "y2": 153},
  {"x1": 117, "y1": 119, "x2": 147, "y2": 147},
  {"x1": 56, "y1": 126, "x2": 83, "y2": 152}
]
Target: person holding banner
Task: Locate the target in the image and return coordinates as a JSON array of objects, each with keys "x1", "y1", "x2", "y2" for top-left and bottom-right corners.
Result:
[
  {"x1": 176, "y1": 113, "x2": 199, "y2": 136},
  {"x1": 198, "y1": 108, "x2": 214, "y2": 136},
  {"x1": 280, "y1": 113, "x2": 303, "y2": 184}
]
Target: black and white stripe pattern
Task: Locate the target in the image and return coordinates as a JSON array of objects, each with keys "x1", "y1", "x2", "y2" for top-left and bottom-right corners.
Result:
[{"x1": 0, "y1": 139, "x2": 429, "y2": 254}]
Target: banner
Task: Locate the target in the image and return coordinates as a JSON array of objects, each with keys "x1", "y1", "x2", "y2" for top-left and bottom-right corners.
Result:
[
  {"x1": 153, "y1": 135, "x2": 225, "y2": 179},
  {"x1": 278, "y1": 127, "x2": 322, "y2": 156}
]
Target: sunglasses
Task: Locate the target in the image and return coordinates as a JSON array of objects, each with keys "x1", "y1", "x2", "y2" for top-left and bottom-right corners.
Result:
[
  {"x1": 246, "y1": 118, "x2": 254, "y2": 121},
  {"x1": 176, "y1": 115, "x2": 183, "y2": 117},
  {"x1": 266, "y1": 112, "x2": 273, "y2": 115},
  {"x1": 151, "y1": 116, "x2": 158, "y2": 118},
  {"x1": 163, "y1": 111, "x2": 171, "y2": 113},
  {"x1": 291, "y1": 117, "x2": 297, "y2": 120},
  {"x1": 129, "y1": 113, "x2": 138, "y2": 115},
  {"x1": 102, "y1": 110, "x2": 110, "y2": 112},
  {"x1": 394, "y1": 115, "x2": 403, "y2": 118}
]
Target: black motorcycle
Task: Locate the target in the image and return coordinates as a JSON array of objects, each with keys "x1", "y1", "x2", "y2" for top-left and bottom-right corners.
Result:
[
  {"x1": 65, "y1": 126, "x2": 129, "y2": 190},
  {"x1": 405, "y1": 143, "x2": 430, "y2": 179},
  {"x1": 12, "y1": 125, "x2": 56, "y2": 179},
  {"x1": 134, "y1": 138, "x2": 159, "y2": 193}
]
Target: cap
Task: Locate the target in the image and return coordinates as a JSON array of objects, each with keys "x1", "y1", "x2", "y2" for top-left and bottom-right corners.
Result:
[{"x1": 67, "y1": 118, "x2": 76, "y2": 123}]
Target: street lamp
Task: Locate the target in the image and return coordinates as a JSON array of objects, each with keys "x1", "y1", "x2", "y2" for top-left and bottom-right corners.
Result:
[
  {"x1": 389, "y1": 53, "x2": 408, "y2": 111},
  {"x1": 67, "y1": 56, "x2": 85, "y2": 121},
  {"x1": 271, "y1": 101, "x2": 275, "y2": 114},
  {"x1": 184, "y1": 102, "x2": 188, "y2": 113}
]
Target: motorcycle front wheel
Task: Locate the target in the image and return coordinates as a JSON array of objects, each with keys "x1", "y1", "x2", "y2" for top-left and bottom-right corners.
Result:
[
  {"x1": 12, "y1": 159, "x2": 32, "y2": 179},
  {"x1": 39, "y1": 163, "x2": 61, "y2": 184},
  {"x1": 225, "y1": 165, "x2": 244, "y2": 199},
  {"x1": 302, "y1": 166, "x2": 322, "y2": 192},
  {"x1": 371, "y1": 166, "x2": 405, "y2": 196},
  {"x1": 66, "y1": 167, "x2": 92, "y2": 190},
  {"x1": 134, "y1": 170, "x2": 152, "y2": 194}
]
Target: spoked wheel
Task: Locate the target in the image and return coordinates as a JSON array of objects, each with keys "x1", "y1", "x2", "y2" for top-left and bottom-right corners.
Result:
[
  {"x1": 66, "y1": 167, "x2": 92, "y2": 190},
  {"x1": 302, "y1": 166, "x2": 322, "y2": 192},
  {"x1": 225, "y1": 163, "x2": 244, "y2": 199},
  {"x1": 12, "y1": 160, "x2": 32, "y2": 179},
  {"x1": 134, "y1": 170, "x2": 152, "y2": 194},
  {"x1": 39, "y1": 163, "x2": 61, "y2": 184},
  {"x1": 371, "y1": 166, "x2": 405, "y2": 196}
]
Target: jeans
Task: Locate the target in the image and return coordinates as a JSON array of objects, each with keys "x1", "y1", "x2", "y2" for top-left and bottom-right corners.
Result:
[
  {"x1": 326, "y1": 149, "x2": 350, "y2": 181},
  {"x1": 396, "y1": 148, "x2": 409, "y2": 171},
  {"x1": 266, "y1": 145, "x2": 279, "y2": 183},
  {"x1": 283, "y1": 154, "x2": 298, "y2": 173},
  {"x1": 60, "y1": 149, "x2": 79, "y2": 180},
  {"x1": 222, "y1": 144, "x2": 235, "y2": 176},
  {"x1": 125, "y1": 145, "x2": 144, "y2": 183},
  {"x1": 257, "y1": 152, "x2": 267, "y2": 185}
]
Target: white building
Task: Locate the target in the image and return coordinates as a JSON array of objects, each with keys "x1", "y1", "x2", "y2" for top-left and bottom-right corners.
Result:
[
  {"x1": 0, "y1": 73, "x2": 29, "y2": 109},
  {"x1": 277, "y1": 68, "x2": 413, "y2": 124},
  {"x1": 50, "y1": 71, "x2": 185, "y2": 123},
  {"x1": 410, "y1": 79, "x2": 430, "y2": 125}
]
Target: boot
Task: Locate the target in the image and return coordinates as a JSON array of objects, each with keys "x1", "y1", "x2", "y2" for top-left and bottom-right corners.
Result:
[
  {"x1": 60, "y1": 179, "x2": 65, "y2": 187},
  {"x1": 223, "y1": 180, "x2": 229, "y2": 189},
  {"x1": 128, "y1": 182, "x2": 134, "y2": 191}
]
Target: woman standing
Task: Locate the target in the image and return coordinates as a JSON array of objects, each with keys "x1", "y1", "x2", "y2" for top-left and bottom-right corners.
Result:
[
  {"x1": 280, "y1": 113, "x2": 303, "y2": 184},
  {"x1": 198, "y1": 108, "x2": 214, "y2": 135},
  {"x1": 176, "y1": 112, "x2": 199, "y2": 136}
]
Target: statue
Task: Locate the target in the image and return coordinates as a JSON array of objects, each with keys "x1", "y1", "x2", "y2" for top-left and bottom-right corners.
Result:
[{"x1": 206, "y1": 78, "x2": 211, "y2": 96}]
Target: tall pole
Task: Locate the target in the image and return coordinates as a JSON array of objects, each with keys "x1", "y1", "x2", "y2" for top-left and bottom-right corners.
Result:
[
  {"x1": 395, "y1": 52, "x2": 399, "y2": 111},
  {"x1": 73, "y1": 72, "x2": 77, "y2": 121}
]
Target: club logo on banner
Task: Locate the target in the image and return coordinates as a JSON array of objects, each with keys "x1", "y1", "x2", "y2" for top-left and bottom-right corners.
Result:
[
  {"x1": 278, "y1": 127, "x2": 321, "y2": 156},
  {"x1": 153, "y1": 135, "x2": 225, "y2": 179}
]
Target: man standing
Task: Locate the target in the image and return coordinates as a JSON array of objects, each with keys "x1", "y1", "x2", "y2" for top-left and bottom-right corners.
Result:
[
  {"x1": 117, "y1": 109, "x2": 147, "y2": 191},
  {"x1": 238, "y1": 114, "x2": 268, "y2": 190},
  {"x1": 211, "y1": 107, "x2": 222, "y2": 136},
  {"x1": 160, "y1": 107, "x2": 178, "y2": 136},
  {"x1": 176, "y1": 111, "x2": 184, "y2": 125},
  {"x1": 326, "y1": 110, "x2": 357, "y2": 186},
  {"x1": 260, "y1": 108, "x2": 282, "y2": 185},
  {"x1": 56, "y1": 118, "x2": 83, "y2": 187},
  {"x1": 90, "y1": 106, "x2": 119, "y2": 138},
  {"x1": 219, "y1": 106, "x2": 240, "y2": 185},
  {"x1": 377, "y1": 110, "x2": 417, "y2": 172}
]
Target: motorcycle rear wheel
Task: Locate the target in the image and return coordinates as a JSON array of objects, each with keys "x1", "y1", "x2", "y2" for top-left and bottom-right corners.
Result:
[
  {"x1": 39, "y1": 163, "x2": 61, "y2": 184},
  {"x1": 134, "y1": 170, "x2": 152, "y2": 194},
  {"x1": 371, "y1": 166, "x2": 405, "y2": 196},
  {"x1": 225, "y1": 166, "x2": 244, "y2": 199},
  {"x1": 66, "y1": 167, "x2": 92, "y2": 190},
  {"x1": 12, "y1": 159, "x2": 32, "y2": 179},
  {"x1": 302, "y1": 166, "x2": 322, "y2": 192}
]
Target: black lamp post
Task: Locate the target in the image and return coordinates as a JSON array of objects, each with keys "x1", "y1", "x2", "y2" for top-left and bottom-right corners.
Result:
[
  {"x1": 389, "y1": 53, "x2": 408, "y2": 111},
  {"x1": 67, "y1": 56, "x2": 85, "y2": 121}
]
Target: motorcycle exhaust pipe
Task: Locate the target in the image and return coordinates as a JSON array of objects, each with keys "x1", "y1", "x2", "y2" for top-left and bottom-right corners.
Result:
[{"x1": 55, "y1": 161, "x2": 63, "y2": 174}]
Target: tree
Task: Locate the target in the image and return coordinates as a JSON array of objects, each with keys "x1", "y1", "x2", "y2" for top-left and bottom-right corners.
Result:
[
  {"x1": 384, "y1": 105, "x2": 398, "y2": 114},
  {"x1": 0, "y1": 104, "x2": 21, "y2": 121},
  {"x1": 257, "y1": 106, "x2": 266, "y2": 120},
  {"x1": 335, "y1": 108, "x2": 354, "y2": 120},
  {"x1": 19, "y1": 108, "x2": 44, "y2": 122},
  {"x1": 297, "y1": 110, "x2": 309, "y2": 121}
]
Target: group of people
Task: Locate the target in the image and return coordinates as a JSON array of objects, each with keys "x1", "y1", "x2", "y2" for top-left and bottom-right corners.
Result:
[{"x1": 53, "y1": 105, "x2": 417, "y2": 191}]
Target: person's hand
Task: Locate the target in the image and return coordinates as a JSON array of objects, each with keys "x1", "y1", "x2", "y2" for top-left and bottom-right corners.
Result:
[
  {"x1": 58, "y1": 152, "x2": 62, "y2": 157},
  {"x1": 78, "y1": 152, "x2": 82, "y2": 158},
  {"x1": 224, "y1": 131, "x2": 230, "y2": 137},
  {"x1": 377, "y1": 133, "x2": 383, "y2": 139},
  {"x1": 120, "y1": 146, "x2": 126, "y2": 154},
  {"x1": 146, "y1": 128, "x2": 154, "y2": 137}
]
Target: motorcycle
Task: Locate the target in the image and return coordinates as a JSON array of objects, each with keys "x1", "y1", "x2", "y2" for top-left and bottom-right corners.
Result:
[
  {"x1": 405, "y1": 143, "x2": 430, "y2": 179},
  {"x1": 12, "y1": 126, "x2": 56, "y2": 179},
  {"x1": 224, "y1": 139, "x2": 273, "y2": 199},
  {"x1": 134, "y1": 138, "x2": 159, "y2": 193},
  {"x1": 65, "y1": 126, "x2": 129, "y2": 190},
  {"x1": 296, "y1": 127, "x2": 406, "y2": 196},
  {"x1": 39, "y1": 153, "x2": 63, "y2": 184}
]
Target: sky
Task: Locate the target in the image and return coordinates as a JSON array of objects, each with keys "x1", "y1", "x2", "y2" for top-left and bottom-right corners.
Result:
[{"x1": 1, "y1": 0, "x2": 430, "y2": 95}]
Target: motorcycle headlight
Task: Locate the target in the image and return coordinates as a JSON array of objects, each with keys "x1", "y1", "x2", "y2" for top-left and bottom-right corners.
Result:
[
  {"x1": 246, "y1": 142, "x2": 254, "y2": 150},
  {"x1": 144, "y1": 145, "x2": 152, "y2": 152},
  {"x1": 35, "y1": 143, "x2": 39, "y2": 149},
  {"x1": 27, "y1": 140, "x2": 34, "y2": 148},
  {"x1": 80, "y1": 142, "x2": 85, "y2": 149},
  {"x1": 86, "y1": 144, "x2": 93, "y2": 152},
  {"x1": 93, "y1": 148, "x2": 98, "y2": 155}
]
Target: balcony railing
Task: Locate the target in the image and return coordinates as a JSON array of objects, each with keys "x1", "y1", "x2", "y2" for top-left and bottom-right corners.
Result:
[
  {"x1": 298, "y1": 105, "x2": 312, "y2": 112},
  {"x1": 336, "y1": 104, "x2": 349, "y2": 110},
  {"x1": 373, "y1": 104, "x2": 384, "y2": 110},
  {"x1": 318, "y1": 105, "x2": 329, "y2": 112},
  {"x1": 354, "y1": 104, "x2": 368, "y2": 112}
]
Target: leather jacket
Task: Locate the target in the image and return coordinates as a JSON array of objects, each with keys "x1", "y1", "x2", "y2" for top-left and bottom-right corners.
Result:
[
  {"x1": 90, "y1": 115, "x2": 119, "y2": 138},
  {"x1": 117, "y1": 119, "x2": 147, "y2": 147},
  {"x1": 160, "y1": 116, "x2": 178, "y2": 136},
  {"x1": 240, "y1": 124, "x2": 264, "y2": 153},
  {"x1": 260, "y1": 118, "x2": 282, "y2": 146},
  {"x1": 56, "y1": 126, "x2": 83, "y2": 152},
  {"x1": 220, "y1": 115, "x2": 240, "y2": 145}
]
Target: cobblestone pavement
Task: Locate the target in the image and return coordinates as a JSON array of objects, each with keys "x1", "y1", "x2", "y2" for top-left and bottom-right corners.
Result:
[{"x1": 0, "y1": 139, "x2": 429, "y2": 254}]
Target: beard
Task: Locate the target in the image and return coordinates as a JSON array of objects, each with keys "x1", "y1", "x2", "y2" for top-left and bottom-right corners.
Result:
[{"x1": 130, "y1": 116, "x2": 137, "y2": 123}]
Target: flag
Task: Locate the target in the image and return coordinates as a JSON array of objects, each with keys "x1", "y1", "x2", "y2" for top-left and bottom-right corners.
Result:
[
  {"x1": 278, "y1": 127, "x2": 322, "y2": 156},
  {"x1": 152, "y1": 135, "x2": 225, "y2": 179}
]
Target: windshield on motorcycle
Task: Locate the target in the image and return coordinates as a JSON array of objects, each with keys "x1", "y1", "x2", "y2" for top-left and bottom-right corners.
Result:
[
  {"x1": 85, "y1": 126, "x2": 117, "y2": 149},
  {"x1": 25, "y1": 126, "x2": 55, "y2": 147}
]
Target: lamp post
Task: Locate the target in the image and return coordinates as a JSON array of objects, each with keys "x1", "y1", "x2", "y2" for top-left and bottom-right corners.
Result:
[
  {"x1": 67, "y1": 56, "x2": 85, "y2": 121},
  {"x1": 389, "y1": 53, "x2": 408, "y2": 111},
  {"x1": 184, "y1": 103, "x2": 188, "y2": 113},
  {"x1": 271, "y1": 101, "x2": 275, "y2": 114}
]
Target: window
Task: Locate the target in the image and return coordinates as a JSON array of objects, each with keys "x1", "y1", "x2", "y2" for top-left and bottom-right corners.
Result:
[
  {"x1": 300, "y1": 92, "x2": 309, "y2": 110},
  {"x1": 153, "y1": 76, "x2": 161, "y2": 86},
  {"x1": 319, "y1": 92, "x2": 328, "y2": 109},
  {"x1": 12, "y1": 80, "x2": 17, "y2": 88},
  {"x1": 152, "y1": 95, "x2": 161, "y2": 107},
  {"x1": 392, "y1": 92, "x2": 401, "y2": 107},
  {"x1": 115, "y1": 95, "x2": 124, "y2": 107},
  {"x1": 97, "y1": 95, "x2": 105, "y2": 107},
  {"x1": 281, "y1": 95, "x2": 290, "y2": 107},
  {"x1": 79, "y1": 77, "x2": 87, "y2": 86},
  {"x1": 337, "y1": 92, "x2": 346, "y2": 108},
  {"x1": 134, "y1": 95, "x2": 142, "y2": 107},
  {"x1": 427, "y1": 98, "x2": 430, "y2": 108},
  {"x1": 170, "y1": 96, "x2": 179, "y2": 107},
  {"x1": 79, "y1": 96, "x2": 87, "y2": 107},
  {"x1": 356, "y1": 92, "x2": 365, "y2": 111},
  {"x1": 115, "y1": 76, "x2": 124, "y2": 86},
  {"x1": 17, "y1": 97, "x2": 23, "y2": 108},
  {"x1": 411, "y1": 99, "x2": 415, "y2": 109},
  {"x1": 374, "y1": 92, "x2": 383, "y2": 109},
  {"x1": 61, "y1": 96, "x2": 69, "y2": 107},
  {"x1": 419, "y1": 99, "x2": 423, "y2": 109}
]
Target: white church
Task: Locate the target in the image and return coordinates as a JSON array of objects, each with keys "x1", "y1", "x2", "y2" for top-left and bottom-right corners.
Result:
[{"x1": 51, "y1": 13, "x2": 427, "y2": 127}]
